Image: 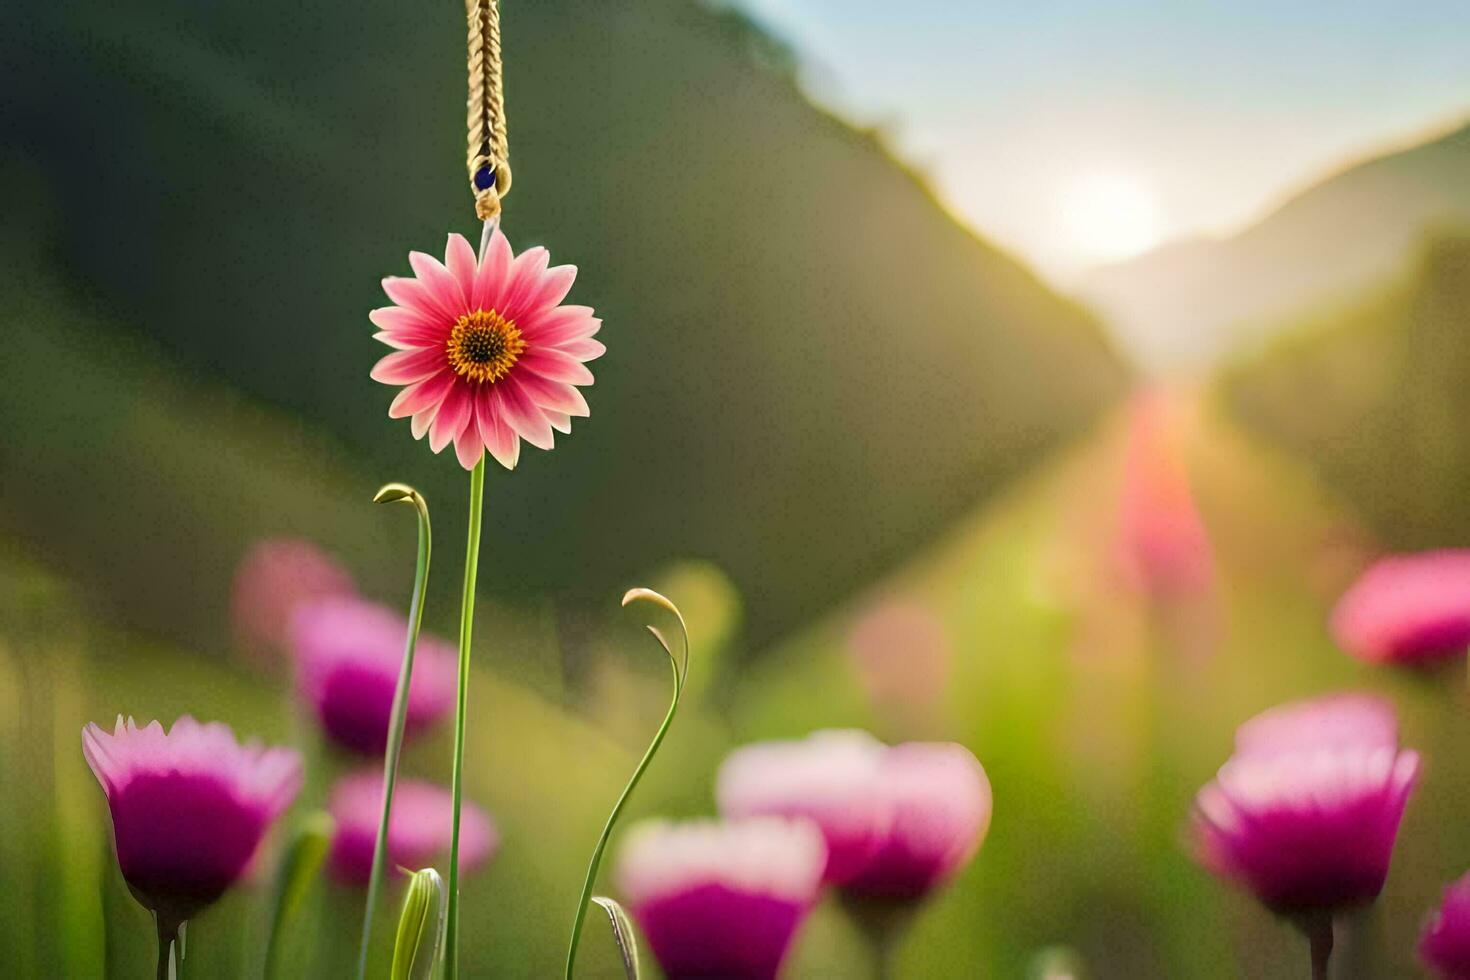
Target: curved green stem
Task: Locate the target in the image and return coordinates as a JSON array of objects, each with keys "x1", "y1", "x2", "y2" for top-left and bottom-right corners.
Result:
[
  {"x1": 355, "y1": 484, "x2": 433, "y2": 980},
  {"x1": 565, "y1": 589, "x2": 689, "y2": 979},
  {"x1": 445, "y1": 457, "x2": 486, "y2": 980}
]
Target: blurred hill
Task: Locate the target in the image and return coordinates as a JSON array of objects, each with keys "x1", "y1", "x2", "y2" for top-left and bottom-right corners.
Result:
[
  {"x1": 1223, "y1": 233, "x2": 1470, "y2": 548},
  {"x1": 0, "y1": 0, "x2": 1125, "y2": 646},
  {"x1": 1080, "y1": 118, "x2": 1470, "y2": 371}
]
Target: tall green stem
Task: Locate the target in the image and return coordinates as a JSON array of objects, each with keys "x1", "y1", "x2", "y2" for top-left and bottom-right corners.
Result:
[
  {"x1": 565, "y1": 589, "x2": 689, "y2": 979},
  {"x1": 355, "y1": 485, "x2": 433, "y2": 980},
  {"x1": 445, "y1": 457, "x2": 486, "y2": 980}
]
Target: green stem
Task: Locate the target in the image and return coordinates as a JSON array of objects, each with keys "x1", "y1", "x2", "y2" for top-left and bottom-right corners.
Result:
[
  {"x1": 565, "y1": 660, "x2": 680, "y2": 979},
  {"x1": 445, "y1": 457, "x2": 486, "y2": 980},
  {"x1": 156, "y1": 916, "x2": 179, "y2": 980},
  {"x1": 355, "y1": 485, "x2": 433, "y2": 980},
  {"x1": 565, "y1": 590, "x2": 690, "y2": 980}
]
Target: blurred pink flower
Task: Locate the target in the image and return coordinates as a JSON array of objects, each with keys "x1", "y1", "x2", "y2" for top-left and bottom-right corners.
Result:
[
  {"x1": 1191, "y1": 694, "x2": 1419, "y2": 920},
  {"x1": 1116, "y1": 390, "x2": 1213, "y2": 599},
  {"x1": 370, "y1": 230, "x2": 603, "y2": 470},
  {"x1": 716, "y1": 729, "x2": 890, "y2": 885},
  {"x1": 327, "y1": 770, "x2": 497, "y2": 884},
  {"x1": 1421, "y1": 871, "x2": 1470, "y2": 978},
  {"x1": 840, "y1": 741, "x2": 993, "y2": 902},
  {"x1": 615, "y1": 817, "x2": 827, "y2": 980},
  {"x1": 846, "y1": 601, "x2": 950, "y2": 713},
  {"x1": 231, "y1": 538, "x2": 355, "y2": 663},
  {"x1": 1331, "y1": 550, "x2": 1470, "y2": 667},
  {"x1": 83, "y1": 716, "x2": 302, "y2": 926},
  {"x1": 287, "y1": 595, "x2": 458, "y2": 755}
]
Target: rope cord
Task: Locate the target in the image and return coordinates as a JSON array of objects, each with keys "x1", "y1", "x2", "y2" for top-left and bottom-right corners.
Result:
[{"x1": 466, "y1": 0, "x2": 511, "y2": 219}]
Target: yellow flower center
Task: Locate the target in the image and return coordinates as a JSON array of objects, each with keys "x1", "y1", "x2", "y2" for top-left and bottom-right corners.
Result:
[{"x1": 445, "y1": 309, "x2": 526, "y2": 384}]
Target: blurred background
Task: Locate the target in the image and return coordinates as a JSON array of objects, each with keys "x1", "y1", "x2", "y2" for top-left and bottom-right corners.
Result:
[{"x1": 1, "y1": 0, "x2": 1467, "y2": 975}]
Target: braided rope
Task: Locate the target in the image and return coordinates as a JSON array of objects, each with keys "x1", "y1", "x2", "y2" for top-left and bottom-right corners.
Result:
[{"x1": 466, "y1": 0, "x2": 511, "y2": 219}]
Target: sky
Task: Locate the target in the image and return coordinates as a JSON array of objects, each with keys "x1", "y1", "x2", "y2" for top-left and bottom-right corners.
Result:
[{"x1": 729, "y1": 0, "x2": 1470, "y2": 286}]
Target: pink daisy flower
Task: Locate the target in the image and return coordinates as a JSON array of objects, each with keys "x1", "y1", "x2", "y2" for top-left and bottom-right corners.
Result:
[
  {"x1": 1331, "y1": 550, "x2": 1470, "y2": 667},
  {"x1": 369, "y1": 229, "x2": 603, "y2": 470},
  {"x1": 82, "y1": 716, "x2": 302, "y2": 926}
]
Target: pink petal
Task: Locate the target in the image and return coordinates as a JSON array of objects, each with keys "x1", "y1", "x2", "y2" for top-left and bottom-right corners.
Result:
[
  {"x1": 428, "y1": 384, "x2": 473, "y2": 452},
  {"x1": 517, "y1": 373, "x2": 589, "y2": 417},
  {"x1": 411, "y1": 410, "x2": 433, "y2": 440},
  {"x1": 373, "y1": 331, "x2": 419, "y2": 351},
  {"x1": 522, "y1": 264, "x2": 577, "y2": 317},
  {"x1": 371, "y1": 347, "x2": 448, "y2": 385},
  {"x1": 545, "y1": 410, "x2": 572, "y2": 434},
  {"x1": 409, "y1": 252, "x2": 467, "y2": 317},
  {"x1": 453, "y1": 424, "x2": 484, "y2": 470},
  {"x1": 497, "y1": 247, "x2": 551, "y2": 321},
  {"x1": 473, "y1": 227, "x2": 515, "y2": 312},
  {"x1": 477, "y1": 389, "x2": 520, "y2": 470},
  {"x1": 369, "y1": 306, "x2": 443, "y2": 336},
  {"x1": 444, "y1": 234, "x2": 479, "y2": 301},
  {"x1": 519, "y1": 349, "x2": 595, "y2": 386},
  {"x1": 389, "y1": 371, "x2": 454, "y2": 418},
  {"x1": 520, "y1": 306, "x2": 601, "y2": 346},
  {"x1": 555, "y1": 338, "x2": 606, "y2": 362},
  {"x1": 500, "y1": 378, "x2": 555, "y2": 450},
  {"x1": 382, "y1": 277, "x2": 454, "y2": 323}
]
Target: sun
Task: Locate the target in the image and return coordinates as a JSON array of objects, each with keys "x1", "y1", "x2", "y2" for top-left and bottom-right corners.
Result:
[{"x1": 1058, "y1": 173, "x2": 1166, "y2": 266}]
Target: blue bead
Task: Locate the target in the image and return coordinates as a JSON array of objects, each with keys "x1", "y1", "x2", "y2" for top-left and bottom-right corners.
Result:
[{"x1": 474, "y1": 166, "x2": 495, "y2": 191}]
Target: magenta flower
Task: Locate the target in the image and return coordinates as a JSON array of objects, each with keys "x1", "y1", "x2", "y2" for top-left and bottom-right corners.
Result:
[
  {"x1": 231, "y1": 537, "x2": 355, "y2": 663},
  {"x1": 615, "y1": 818, "x2": 827, "y2": 980},
  {"x1": 1421, "y1": 872, "x2": 1470, "y2": 978},
  {"x1": 82, "y1": 716, "x2": 302, "y2": 926},
  {"x1": 287, "y1": 595, "x2": 457, "y2": 755},
  {"x1": 327, "y1": 770, "x2": 497, "y2": 884},
  {"x1": 1331, "y1": 550, "x2": 1470, "y2": 666},
  {"x1": 840, "y1": 741, "x2": 993, "y2": 902},
  {"x1": 717, "y1": 729, "x2": 890, "y2": 885},
  {"x1": 369, "y1": 230, "x2": 603, "y2": 470},
  {"x1": 1191, "y1": 694, "x2": 1419, "y2": 920}
]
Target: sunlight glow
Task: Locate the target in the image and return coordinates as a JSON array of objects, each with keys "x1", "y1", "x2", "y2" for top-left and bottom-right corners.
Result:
[{"x1": 1057, "y1": 173, "x2": 1167, "y2": 266}]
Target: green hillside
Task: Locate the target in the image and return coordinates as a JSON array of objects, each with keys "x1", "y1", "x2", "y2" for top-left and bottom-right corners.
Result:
[
  {"x1": 1, "y1": 0, "x2": 1124, "y2": 646},
  {"x1": 1223, "y1": 233, "x2": 1470, "y2": 547},
  {"x1": 1082, "y1": 119, "x2": 1470, "y2": 370}
]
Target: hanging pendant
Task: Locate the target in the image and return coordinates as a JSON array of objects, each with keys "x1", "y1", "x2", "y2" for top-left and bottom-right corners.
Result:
[{"x1": 367, "y1": 0, "x2": 604, "y2": 472}]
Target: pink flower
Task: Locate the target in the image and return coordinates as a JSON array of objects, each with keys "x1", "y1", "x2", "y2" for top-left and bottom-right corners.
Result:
[
  {"x1": 327, "y1": 770, "x2": 497, "y2": 884},
  {"x1": 1421, "y1": 872, "x2": 1470, "y2": 978},
  {"x1": 231, "y1": 538, "x2": 355, "y2": 664},
  {"x1": 83, "y1": 716, "x2": 302, "y2": 925},
  {"x1": 1191, "y1": 694, "x2": 1419, "y2": 919},
  {"x1": 839, "y1": 741, "x2": 993, "y2": 901},
  {"x1": 1116, "y1": 389, "x2": 1213, "y2": 599},
  {"x1": 287, "y1": 596, "x2": 458, "y2": 755},
  {"x1": 369, "y1": 230, "x2": 603, "y2": 470},
  {"x1": 1331, "y1": 550, "x2": 1470, "y2": 666},
  {"x1": 717, "y1": 730, "x2": 890, "y2": 885},
  {"x1": 615, "y1": 818, "x2": 827, "y2": 980}
]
